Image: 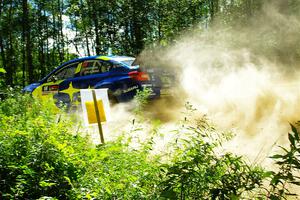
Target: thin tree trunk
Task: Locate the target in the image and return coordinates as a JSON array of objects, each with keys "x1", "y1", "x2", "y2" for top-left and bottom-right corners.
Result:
[
  {"x1": 80, "y1": 0, "x2": 90, "y2": 56},
  {"x1": 73, "y1": 19, "x2": 81, "y2": 55},
  {"x1": 22, "y1": 0, "x2": 26, "y2": 86},
  {"x1": 45, "y1": 10, "x2": 50, "y2": 74},
  {"x1": 58, "y1": 0, "x2": 64, "y2": 62},
  {"x1": 0, "y1": 36, "x2": 5, "y2": 70},
  {"x1": 0, "y1": 0, "x2": 7, "y2": 78},
  {"x1": 22, "y1": 25, "x2": 26, "y2": 86},
  {"x1": 246, "y1": 0, "x2": 252, "y2": 17},
  {"x1": 131, "y1": 1, "x2": 144, "y2": 55},
  {"x1": 52, "y1": 2, "x2": 57, "y2": 66},
  {"x1": 5, "y1": 0, "x2": 14, "y2": 85},
  {"x1": 88, "y1": 0, "x2": 101, "y2": 54},
  {"x1": 85, "y1": 33, "x2": 91, "y2": 56},
  {"x1": 157, "y1": 0, "x2": 162, "y2": 42},
  {"x1": 38, "y1": 3, "x2": 45, "y2": 79},
  {"x1": 23, "y1": 0, "x2": 33, "y2": 83}
]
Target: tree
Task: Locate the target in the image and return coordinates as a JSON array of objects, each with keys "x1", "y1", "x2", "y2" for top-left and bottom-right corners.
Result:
[{"x1": 23, "y1": 0, "x2": 34, "y2": 83}]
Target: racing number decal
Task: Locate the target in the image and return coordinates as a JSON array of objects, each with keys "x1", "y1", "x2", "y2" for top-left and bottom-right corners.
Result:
[
  {"x1": 42, "y1": 85, "x2": 59, "y2": 95},
  {"x1": 32, "y1": 81, "x2": 63, "y2": 100}
]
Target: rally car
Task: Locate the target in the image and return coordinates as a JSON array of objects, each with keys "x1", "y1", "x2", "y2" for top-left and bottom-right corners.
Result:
[{"x1": 23, "y1": 55, "x2": 161, "y2": 107}]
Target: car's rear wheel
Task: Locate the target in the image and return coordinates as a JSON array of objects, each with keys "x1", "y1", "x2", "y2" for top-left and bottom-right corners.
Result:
[{"x1": 108, "y1": 89, "x2": 118, "y2": 105}]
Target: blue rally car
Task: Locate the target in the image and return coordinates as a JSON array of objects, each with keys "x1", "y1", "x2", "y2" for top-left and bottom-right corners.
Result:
[{"x1": 23, "y1": 55, "x2": 161, "y2": 107}]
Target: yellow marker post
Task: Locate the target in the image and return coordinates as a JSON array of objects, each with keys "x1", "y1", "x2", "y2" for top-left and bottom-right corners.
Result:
[
  {"x1": 91, "y1": 90, "x2": 104, "y2": 144},
  {"x1": 80, "y1": 88, "x2": 110, "y2": 144},
  {"x1": 85, "y1": 100, "x2": 106, "y2": 123}
]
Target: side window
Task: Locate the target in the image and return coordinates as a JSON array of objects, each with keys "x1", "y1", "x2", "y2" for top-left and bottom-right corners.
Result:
[
  {"x1": 109, "y1": 62, "x2": 124, "y2": 72},
  {"x1": 80, "y1": 60, "x2": 113, "y2": 76},
  {"x1": 98, "y1": 61, "x2": 112, "y2": 73},
  {"x1": 47, "y1": 62, "x2": 78, "y2": 82},
  {"x1": 80, "y1": 60, "x2": 101, "y2": 76}
]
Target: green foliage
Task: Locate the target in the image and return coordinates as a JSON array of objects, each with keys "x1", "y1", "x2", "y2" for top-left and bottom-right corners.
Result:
[
  {"x1": 160, "y1": 154, "x2": 264, "y2": 199},
  {"x1": 70, "y1": 140, "x2": 162, "y2": 199},
  {"x1": 158, "y1": 116, "x2": 264, "y2": 199},
  {"x1": 0, "y1": 92, "x2": 161, "y2": 199},
  {"x1": 1, "y1": 92, "x2": 300, "y2": 199},
  {"x1": 133, "y1": 88, "x2": 153, "y2": 116},
  {"x1": 0, "y1": 68, "x2": 5, "y2": 89},
  {"x1": 0, "y1": 68, "x2": 6, "y2": 73},
  {"x1": 0, "y1": 93, "x2": 82, "y2": 199},
  {"x1": 0, "y1": 0, "x2": 280, "y2": 86},
  {"x1": 267, "y1": 124, "x2": 300, "y2": 199}
]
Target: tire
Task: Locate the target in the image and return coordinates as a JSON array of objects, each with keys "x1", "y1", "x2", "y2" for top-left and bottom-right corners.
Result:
[{"x1": 108, "y1": 89, "x2": 118, "y2": 105}]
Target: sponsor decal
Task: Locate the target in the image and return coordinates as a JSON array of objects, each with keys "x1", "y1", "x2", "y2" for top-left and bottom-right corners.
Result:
[
  {"x1": 42, "y1": 85, "x2": 59, "y2": 95},
  {"x1": 122, "y1": 85, "x2": 138, "y2": 93}
]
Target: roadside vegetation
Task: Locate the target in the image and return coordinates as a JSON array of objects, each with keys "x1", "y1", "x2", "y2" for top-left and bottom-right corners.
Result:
[
  {"x1": 0, "y1": 91, "x2": 299, "y2": 199},
  {"x1": 1, "y1": 0, "x2": 300, "y2": 199}
]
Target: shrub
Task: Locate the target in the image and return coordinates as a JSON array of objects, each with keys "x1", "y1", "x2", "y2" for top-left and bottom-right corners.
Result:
[
  {"x1": 69, "y1": 139, "x2": 162, "y2": 199},
  {"x1": 158, "y1": 116, "x2": 265, "y2": 199},
  {"x1": 133, "y1": 88, "x2": 153, "y2": 116},
  {"x1": 0, "y1": 92, "x2": 162, "y2": 199},
  {"x1": 267, "y1": 124, "x2": 300, "y2": 199},
  {"x1": 1, "y1": 91, "x2": 299, "y2": 199},
  {"x1": 0, "y1": 93, "x2": 84, "y2": 199}
]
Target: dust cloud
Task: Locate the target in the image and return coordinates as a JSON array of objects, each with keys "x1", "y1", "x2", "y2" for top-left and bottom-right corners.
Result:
[
  {"x1": 84, "y1": 1, "x2": 300, "y2": 166},
  {"x1": 135, "y1": 0, "x2": 300, "y2": 164}
]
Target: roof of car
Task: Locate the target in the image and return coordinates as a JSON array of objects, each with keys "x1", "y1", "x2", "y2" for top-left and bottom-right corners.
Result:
[
  {"x1": 97, "y1": 55, "x2": 135, "y2": 61},
  {"x1": 60, "y1": 55, "x2": 135, "y2": 66},
  {"x1": 74, "y1": 55, "x2": 134, "y2": 62},
  {"x1": 40, "y1": 55, "x2": 136, "y2": 83}
]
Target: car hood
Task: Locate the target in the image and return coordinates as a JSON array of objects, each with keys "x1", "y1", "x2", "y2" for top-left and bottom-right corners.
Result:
[{"x1": 22, "y1": 83, "x2": 41, "y2": 93}]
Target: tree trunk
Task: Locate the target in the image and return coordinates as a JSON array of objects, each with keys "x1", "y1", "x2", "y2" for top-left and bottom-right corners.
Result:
[
  {"x1": 80, "y1": 0, "x2": 91, "y2": 56},
  {"x1": 210, "y1": 0, "x2": 214, "y2": 20},
  {"x1": 22, "y1": 0, "x2": 26, "y2": 86},
  {"x1": 88, "y1": 0, "x2": 101, "y2": 54},
  {"x1": 0, "y1": 0, "x2": 7, "y2": 82},
  {"x1": 5, "y1": 0, "x2": 14, "y2": 85},
  {"x1": 52, "y1": 2, "x2": 57, "y2": 66},
  {"x1": 131, "y1": 0, "x2": 144, "y2": 55},
  {"x1": 45, "y1": 9, "x2": 50, "y2": 75},
  {"x1": 37, "y1": 3, "x2": 45, "y2": 79},
  {"x1": 23, "y1": 0, "x2": 34, "y2": 83},
  {"x1": 58, "y1": 0, "x2": 64, "y2": 62},
  {"x1": 85, "y1": 33, "x2": 91, "y2": 56},
  {"x1": 246, "y1": 0, "x2": 253, "y2": 17}
]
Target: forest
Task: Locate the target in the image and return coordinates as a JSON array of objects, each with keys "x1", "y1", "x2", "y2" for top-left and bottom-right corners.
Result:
[
  {"x1": 0, "y1": 0, "x2": 268, "y2": 87},
  {"x1": 1, "y1": 0, "x2": 300, "y2": 199}
]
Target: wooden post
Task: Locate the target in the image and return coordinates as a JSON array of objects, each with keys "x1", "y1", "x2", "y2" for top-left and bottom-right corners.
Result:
[{"x1": 92, "y1": 89, "x2": 105, "y2": 144}]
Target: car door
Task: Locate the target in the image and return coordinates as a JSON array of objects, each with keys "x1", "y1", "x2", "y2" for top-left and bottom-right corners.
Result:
[
  {"x1": 60, "y1": 59, "x2": 113, "y2": 105},
  {"x1": 71, "y1": 59, "x2": 112, "y2": 89},
  {"x1": 32, "y1": 62, "x2": 79, "y2": 107}
]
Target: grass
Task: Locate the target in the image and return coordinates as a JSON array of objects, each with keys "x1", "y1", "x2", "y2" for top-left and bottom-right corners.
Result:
[{"x1": 0, "y1": 91, "x2": 299, "y2": 199}]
